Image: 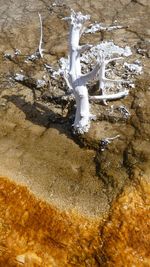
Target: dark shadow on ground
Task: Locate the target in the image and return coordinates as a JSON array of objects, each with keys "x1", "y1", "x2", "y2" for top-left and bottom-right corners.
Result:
[{"x1": 3, "y1": 94, "x2": 77, "y2": 142}]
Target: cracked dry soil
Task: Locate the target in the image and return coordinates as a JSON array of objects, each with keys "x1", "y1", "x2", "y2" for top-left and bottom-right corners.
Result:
[{"x1": 0, "y1": 0, "x2": 150, "y2": 266}]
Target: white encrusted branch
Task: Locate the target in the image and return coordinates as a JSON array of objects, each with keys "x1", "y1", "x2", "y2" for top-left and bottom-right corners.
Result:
[
  {"x1": 63, "y1": 71, "x2": 73, "y2": 91},
  {"x1": 66, "y1": 10, "x2": 101, "y2": 134},
  {"x1": 85, "y1": 23, "x2": 125, "y2": 34},
  {"x1": 90, "y1": 90, "x2": 129, "y2": 101},
  {"x1": 62, "y1": 10, "x2": 131, "y2": 134},
  {"x1": 24, "y1": 13, "x2": 44, "y2": 62},
  {"x1": 38, "y1": 13, "x2": 44, "y2": 58},
  {"x1": 90, "y1": 54, "x2": 129, "y2": 104},
  {"x1": 80, "y1": 63, "x2": 100, "y2": 84},
  {"x1": 98, "y1": 55, "x2": 123, "y2": 93}
]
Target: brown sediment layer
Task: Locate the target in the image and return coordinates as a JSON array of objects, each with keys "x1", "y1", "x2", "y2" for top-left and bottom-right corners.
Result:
[{"x1": 0, "y1": 176, "x2": 150, "y2": 266}]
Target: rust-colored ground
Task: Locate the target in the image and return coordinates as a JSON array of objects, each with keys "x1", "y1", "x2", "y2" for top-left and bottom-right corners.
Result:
[
  {"x1": 0, "y1": 177, "x2": 101, "y2": 267},
  {"x1": 99, "y1": 176, "x2": 150, "y2": 266},
  {"x1": 0, "y1": 176, "x2": 150, "y2": 267}
]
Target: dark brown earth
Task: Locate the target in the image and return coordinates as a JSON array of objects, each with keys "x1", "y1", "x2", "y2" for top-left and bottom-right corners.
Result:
[{"x1": 0, "y1": 0, "x2": 150, "y2": 266}]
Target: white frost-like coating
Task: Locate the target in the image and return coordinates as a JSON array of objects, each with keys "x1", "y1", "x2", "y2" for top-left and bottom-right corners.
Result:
[
  {"x1": 124, "y1": 61, "x2": 143, "y2": 74},
  {"x1": 36, "y1": 79, "x2": 47, "y2": 88},
  {"x1": 46, "y1": 58, "x2": 69, "y2": 79},
  {"x1": 53, "y1": 42, "x2": 132, "y2": 79},
  {"x1": 81, "y1": 42, "x2": 132, "y2": 64},
  {"x1": 14, "y1": 73, "x2": 25, "y2": 81},
  {"x1": 85, "y1": 23, "x2": 123, "y2": 34},
  {"x1": 91, "y1": 42, "x2": 132, "y2": 57}
]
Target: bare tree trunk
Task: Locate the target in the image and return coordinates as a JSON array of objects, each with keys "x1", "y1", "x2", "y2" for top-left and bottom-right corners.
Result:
[
  {"x1": 68, "y1": 12, "x2": 89, "y2": 133},
  {"x1": 68, "y1": 11, "x2": 99, "y2": 134},
  {"x1": 65, "y1": 10, "x2": 129, "y2": 134}
]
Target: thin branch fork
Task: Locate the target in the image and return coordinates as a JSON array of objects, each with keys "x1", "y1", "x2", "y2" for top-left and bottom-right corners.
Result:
[{"x1": 98, "y1": 55, "x2": 129, "y2": 95}]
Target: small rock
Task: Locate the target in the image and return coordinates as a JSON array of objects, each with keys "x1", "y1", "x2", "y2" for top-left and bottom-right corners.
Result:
[{"x1": 36, "y1": 79, "x2": 47, "y2": 88}]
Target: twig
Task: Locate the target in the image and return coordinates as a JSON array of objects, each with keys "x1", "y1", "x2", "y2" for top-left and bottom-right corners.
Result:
[
  {"x1": 100, "y1": 135, "x2": 120, "y2": 151},
  {"x1": 38, "y1": 13, "x2": 44, "y2": 58}
]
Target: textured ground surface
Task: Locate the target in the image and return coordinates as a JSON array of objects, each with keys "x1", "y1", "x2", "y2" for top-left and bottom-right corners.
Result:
[
  {"x1": 0, "y1": 176, "x2": 150, "y2": 266},
  {"x1": 0, "y1": 0, "x2": 150, "y2": 266}
]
